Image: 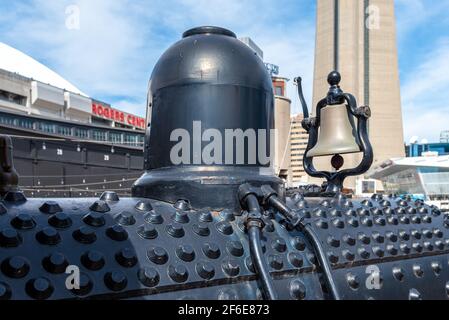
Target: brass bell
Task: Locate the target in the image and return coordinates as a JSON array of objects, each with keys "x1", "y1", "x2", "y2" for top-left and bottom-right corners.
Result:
[{"x1": 307, "y1": 104, "x2": 361, "y2": 157}]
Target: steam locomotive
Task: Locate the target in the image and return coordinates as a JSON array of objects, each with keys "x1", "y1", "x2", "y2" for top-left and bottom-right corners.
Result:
[{"x1": 0, "y1": 26, "x2": 448, "y2": 300}]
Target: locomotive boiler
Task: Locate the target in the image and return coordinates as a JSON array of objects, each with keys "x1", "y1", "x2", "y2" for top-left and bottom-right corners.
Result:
[{"x1": 0, "y1": 26, "x2": 448, "y2": 300}]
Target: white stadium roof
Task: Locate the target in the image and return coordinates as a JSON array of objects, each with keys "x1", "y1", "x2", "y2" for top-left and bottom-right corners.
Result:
[
  {"x1": 0, "y1": 42, "x2": 87, "y2": 96},
  {"x1": 369, "y1": 155, "x2": 449, "y2": 180}
]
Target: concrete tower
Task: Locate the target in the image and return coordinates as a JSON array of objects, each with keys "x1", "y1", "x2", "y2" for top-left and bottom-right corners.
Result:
[{"x1": 312, "y1": 0, "x2": 405, "y2": 193}]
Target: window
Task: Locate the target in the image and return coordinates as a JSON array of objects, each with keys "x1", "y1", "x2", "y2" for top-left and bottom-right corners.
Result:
[
  {"x1": 38, "y1": 122, "x2": 56, "y2": 134},
  {"x1": 92, "y1": 130, "x2": 107, "y2": 141},
  {"x1": 0, "y1": 89, "x2": 26, "y2": 106},
  {"x1": 362, "y1": 181, "x2": 376, "y2": 194},
  {"x1": 109, "y1": 132, "x2": 122, "y2": 144},
  {"x1": 75, "y1": 127, "x2": 89, "y2": 139},
  {"x1": 274, "y1": 86, "x2": 283, "y2": 96},
  {"x1": 19, "y1": 118, "x2": 33, "y2": 129},
  {"x1": 57, "y1": 125, "x2": 72, "y2": 136}
]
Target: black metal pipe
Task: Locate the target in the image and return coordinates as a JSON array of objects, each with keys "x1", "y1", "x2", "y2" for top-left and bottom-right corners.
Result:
[
  {"x1": 247, "y1": 224, "x2": 277, "y2": 300},
  {"x1": 261, "y1": 185, "x2": 341, "y2": 300},
  {"x1": 238, "y1": 184, "x2": 277, "y2": 300}
]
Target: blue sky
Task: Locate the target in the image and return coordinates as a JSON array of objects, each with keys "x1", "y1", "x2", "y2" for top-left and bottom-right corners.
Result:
[{"x1": 0, "y1": 0, "x2": 448, "y2": 142}]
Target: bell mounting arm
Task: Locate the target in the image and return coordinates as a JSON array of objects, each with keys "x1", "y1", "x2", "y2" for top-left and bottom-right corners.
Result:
[{"x1": 296, "y1": 71, "x2": 374, "y2": 195}]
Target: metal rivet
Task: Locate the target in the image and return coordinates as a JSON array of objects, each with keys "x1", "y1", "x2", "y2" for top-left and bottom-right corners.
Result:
[
  {"x1": 413, "y1": 264, "x2": 424, "y2": 278},
  {"x1": 26, "y1": 277, "x2": 53, "y2": 300},
  {"x1": 358, "y1": 247, "x2": 370, "y2": 259},
  {"x1": 386, "y1": 231, "x2": 398, "y2": 242},
  {"x1": 166, "y1": 223, "x2": 185, "y2": 238},
  {"x1": 202, "y1": 243, "x2": 221, "y2": 259},
  {"x1": 147, "y1": 247, "x2": 168, "y2": 265},
  {"x1": 168, "y1": 264, "x2": 189, "y2": 283},
  {"x1": 106, "y1": 225, "x2": 129, "y2": 241},
  {"x1": 222, "y1": 258, "x2": 240, "y2": 277},
  {"x1": 144, "y1": 210, "x2": 163, "y2": 224},
  {"x1": 358, "y1": 233, "x2": 370, "y2": 245},
  {"x1": 372, "y1": 246, "x2": 384, "y2": 257},
  {"x1": 36, "y1": 227, "x2": 61, "y2": 245},
  {"x1": 411, "y1": 230, "x2": 421, "y2": 240},
  {"x1": 292, "y1": 237, "x2": 306, "y2": 251},
  {"x1": 89, "y1": 200, "x2": 110, "y2": 213},
  {"x1": 288, "y1": 252, "x2": 304, "y2": 268},
  {"x1": 137, "y1": 224, "x2": 158, "y2": 239},
  {"x1": 71, "y1": 272, "x2": 93, "y2": 296},
  {"x1": 327, "y1": 252, "x2": 339, "y2": 264},
  {"x1": 81, "y1": 251, "x2": 105, "y2": 271},
  {"x1": 409, "y1": 288, "x2": 421, "y2": 300},
  {"x1": 83, "y1": 212, "x2": 105, "y2": 227},
  {"x1": 290, "y1": 280, "x2": 306, "y2": 300},
  {"x1": 347, "y1": 218, "x2": 359, "y2": 228},
  {"x1": 104, "y1": 271, "x2": 127, "y2": 291},
  {"x1": 174, "y1": 199, "x2": 191, "y2": 211},
  {"x1": 344, "y1": 209, "x2": 357, "y2": 217},
  {"x1": 72, "y1": 227, "x2": 97, "y2": 244},
  {"x1": 316, "y1": 219, "x2": 328, "y2": 229},
  {"x1": 227, "y1": 241, "x2": 244, "y2": 257},
  {"x1": 198, "y1": 211, "x2": 213, "y2": 223},
  {"x1": 216, "y1": 221, "x2": 233, "y2": 235},
  {"x1": 115, "y1": 248, "x2": 137, "y2": 268},
  {"x1": 343, "y1": 234, "x2": 356, "y2": 246},
  {"x1": 412, "y1": 242, "x2": 423, "y2": 253},
  {"x1": 220, "y1": 209, "x2": 235, "y2": 221},
  {"x1": 361, "y1": 217, "x2": 373, "y2": 227},
  {"x1": 431, "y1": 261, "x2": 442, "y2": 275},
  {"x1": 343, "y1": 250, "x2": 355, "y2": 261},
  {"x1": 327, "y1": 236, "x2": 340, "y2": 248},
  {"x1": 192, "y1": 223, "x2": 210, "y2": 236},
  {"x1": 346, "y1": 273, "x2": 360, "y2": 289},
  {"x1": 0, "y1": 228, "x2": 22, "y2": 247},
  {"x1": 99, "y1": 191, "x2": 119, "y2": 202},
  {"x1": 114, "y1": 211, "x2": 136, "y2": 226},
  {"x1": 269, "y1": 255, "x2": 284, "y2": 270},
  {"x1": 42, "y1": 253, "x2": 68, "y2": 274},
  {"x1": 372, "y1": 232, "x2": 385, "y2": 243},
  {"x1": 272, "y1": 238, "x2": 287, "y2": 252},
  {"x1": 392, "y1": 267, "x2": 404, "y2": 281},
  {"x1": 386, "y1": 244, "x2": 398, "y2": 255},
  {"x1": 39, "y1": 201, "x2": 62, "y2": 214},
  {"x1": 138, "y1": 267, "x2": 160, "y2": 287},
  {"x1": 135, "y1": 200, "x2": 153, "y2": 212},
  {"x1": 332, "y1": 218, "x2": 345, "y2": 229},
  {"x1": 196, "y1": 261, "x2": 215, "y2": 280},
  {"x1": 176, "y1": 244, "x2": 196, "y2": 262},
  {"x1": 0, "y1": 282, "x2": 11, "y2": 300},
  {"x1": 172, "y1": 211, "x2": 190, "y2": 224},
  {"x1": 399, "y1": 230, "x2": 409, "y2": 241},
  {"x1": 400, "y1": 243, "x2": 410, "y2": 254},
  {"x1": 11, "y1": 214, "x2": 36, "y2": 230},
  {"x1": 4, "y1": 191, "x2": 26, "y2": 203},
  {"x1": 48, "y1": 212, "x2": 72, "y2": 229},
  {"x1": 1, "y1": 256, "x2": 30, "y2": 278}
]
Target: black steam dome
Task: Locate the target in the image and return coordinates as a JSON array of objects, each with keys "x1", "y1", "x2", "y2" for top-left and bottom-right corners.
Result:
[{"x1": 133, "y1": 26, "x2": 281, "y2": 209}]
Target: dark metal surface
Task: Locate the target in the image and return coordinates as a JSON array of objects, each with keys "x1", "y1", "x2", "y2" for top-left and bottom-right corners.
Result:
[{"x1": 0, "y1": 190, "x2": 448, "y2": 300}]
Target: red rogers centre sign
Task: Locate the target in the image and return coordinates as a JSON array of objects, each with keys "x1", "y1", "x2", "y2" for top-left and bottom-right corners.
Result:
[{"x1": 92, "y1": 102, "x2": 145, "y2": 129}]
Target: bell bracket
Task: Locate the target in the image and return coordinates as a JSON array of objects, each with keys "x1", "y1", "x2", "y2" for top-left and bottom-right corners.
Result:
[{"x1": 294, "y1": 71, "x2": 374, "y2": 195}]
